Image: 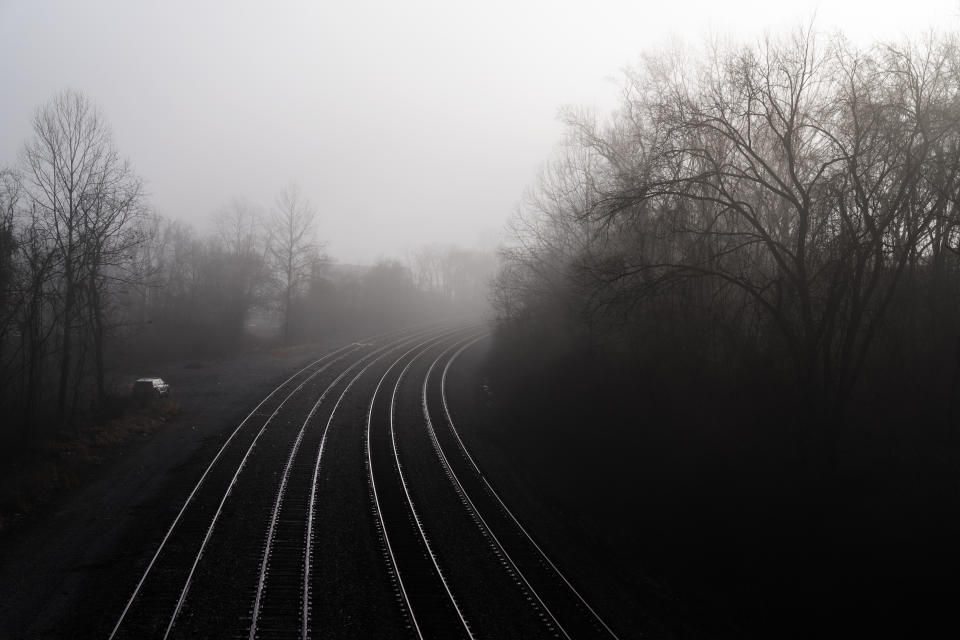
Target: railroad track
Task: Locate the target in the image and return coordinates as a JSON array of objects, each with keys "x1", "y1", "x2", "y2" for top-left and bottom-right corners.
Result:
[
  {"x1": 371, "y1": 332, "x2": 622, "y2": 640},
  {"x1": 105, "y1": 324, "x2": 622, "y2": 639},
  {"x1": 366, "y1": 330, "x2": 482, "y2": 640},
  {"x1": 430, "y1": 335, "x2": 622, "y2": 639},
  {"x1": 251, "y1": 326, "x2": 472, "y2": 639},
  {"x1": 108, "y1": 323, "x2": 459, "y2": 639}
]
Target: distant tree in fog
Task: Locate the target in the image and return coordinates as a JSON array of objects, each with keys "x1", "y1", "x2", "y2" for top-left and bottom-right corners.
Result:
[
  {"x1": 121, "y1": 213, "x2": 267, "y2": 357},
  {"x1": 362, "y1": 259, "x2": 417, "y2": 325},
  {"x1": 0, "y1": 90, "x2": 499, "y2": 439},
  {"x1": 213, "y1": 199, "x2": 269, "y2": 334},
  {"x1": 267, "y1": 185, "x2": 323, "y2": 343},
  {"x1": 215, "y1": 199, "x2": 264, "y2": 259},
  {"x1": 410, "y1": 243, "x2": 497, "y2": 310}
]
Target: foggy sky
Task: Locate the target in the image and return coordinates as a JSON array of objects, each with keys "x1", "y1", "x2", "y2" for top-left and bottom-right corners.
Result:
[{"x1": 1, "y1": 0, "x2": 956, "y2": 263}]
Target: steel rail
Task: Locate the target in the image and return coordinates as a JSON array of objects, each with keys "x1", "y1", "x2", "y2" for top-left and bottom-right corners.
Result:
[
  {"x1": 107, "y1": 339, "x2": 360, "y2": 640},
  {"x1": 159, "y1": 325, "x2": 448, "y2": 639},
  {"x1": 244, "y1": 326, "x2": 459, "y2": 639},
  {"x1": 159, "y1": 344, "x2": 367, "y2": 638},
  {"x1": 440, "y1": 335, "x2": 622, "y2": 640},
  {"x1": 420, "y1": 335, "x2": 567, "y2": 638},
  {"x1": 108, "y1": 322, "x2": 450, "y2": 638},
  {"x1": 365, "y1": 328, "x2": 481, "y2": 640},
  {"x1": 300, "y1": 325, "x2": 470, "y2": 639},
  {"x1": 247, "y1": 328, "x2": 438, "y2": 639},
  {"x1": 387, "y1": 335, "x2": 480, "y2": 640}
]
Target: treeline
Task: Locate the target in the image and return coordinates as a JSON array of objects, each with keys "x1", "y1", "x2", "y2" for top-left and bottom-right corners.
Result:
[
  {"x1": 123, "y1": 210, "x2": 492, "y2": 362},
  {"x1": 487, "y1": 28, "x2": 960, "y2": 632},
  {"x1": 0, "y1": 91, "x2": 145, "y2": 436},
  {"x1": 0, "y1": 90, "x2": 493, "y2": 440},
  {"x1": 493, "y1": 27, "x2": 960, "y2": 459}
]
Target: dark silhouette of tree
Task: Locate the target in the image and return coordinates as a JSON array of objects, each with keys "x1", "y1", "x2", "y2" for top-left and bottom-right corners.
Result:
[
  {"x1": 213, "y1": 199, "x2": 269, "y2": 343},
  {"x1": 267, "y1": 185, "x2": 322, "y2": 343},
  {"x1": 494, "y1": 29, "x2": 960, "y2": 460},
  {"x1": 20, "y1": 90, "x2": 144, "y2": 428}
]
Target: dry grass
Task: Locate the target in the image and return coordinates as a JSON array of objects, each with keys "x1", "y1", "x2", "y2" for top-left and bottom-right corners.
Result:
[{"x1": 0, "y1": 399, "x2": 181, "y2": 533}]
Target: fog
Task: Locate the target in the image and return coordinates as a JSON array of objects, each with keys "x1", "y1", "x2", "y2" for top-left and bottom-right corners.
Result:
[
  {"x1": 2, "y1": 0, "x2": 953, "y2": 262},
  {"x1": 6, "y1": 3, "x2": 960, "y2": 638}
]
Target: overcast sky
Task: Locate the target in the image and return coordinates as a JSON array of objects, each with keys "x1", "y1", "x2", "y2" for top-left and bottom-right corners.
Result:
[{"x1": 1, "y1": 0, "x2": 957, "y2": 263}]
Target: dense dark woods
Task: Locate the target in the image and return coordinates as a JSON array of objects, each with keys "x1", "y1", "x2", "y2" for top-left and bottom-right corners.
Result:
[
  {"x1": 489, "y1": 28, "x2": 960, "y2": 635},
  {"x1": 0, "y1": 90, "x2": 494, "y2": 449}
]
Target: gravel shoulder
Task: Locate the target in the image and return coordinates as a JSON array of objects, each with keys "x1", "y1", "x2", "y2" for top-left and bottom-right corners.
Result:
[{"x1": 0, "y1": 340, "x2": 341, "y2": 639}]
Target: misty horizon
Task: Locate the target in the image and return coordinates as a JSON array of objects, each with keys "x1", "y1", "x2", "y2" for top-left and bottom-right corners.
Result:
[{"x1": 3, "y1": 1, "x2": 956, "y2": 264}]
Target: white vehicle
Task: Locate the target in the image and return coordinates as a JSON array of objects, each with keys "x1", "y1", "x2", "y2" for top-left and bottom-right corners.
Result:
[{"x1": 133, "y1": 377, "x2": 170, "y2": 403}]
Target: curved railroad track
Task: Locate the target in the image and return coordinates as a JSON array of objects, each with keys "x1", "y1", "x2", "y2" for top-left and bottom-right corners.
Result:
[
  {"x1": 103, "y1": 323, "x2": 622, "y2": 639},
  {"x1": 432, "y1": 335, "x2": 622, "y2": 639}
]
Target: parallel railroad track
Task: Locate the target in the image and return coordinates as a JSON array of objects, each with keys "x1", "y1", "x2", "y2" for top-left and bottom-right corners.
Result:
[
  {"x1": 429, "y1": 335, "x2": 622, "y2": 639},
  {"x1": 251, "y1": 326, "x2": 473, "y2": 639},
  {"x1": 105, "y1": 324, "x2": 622, "y2": 639},
  {"x1": 366, "y1": 331, "x2": 483, "y2": 640},
  {"x1": 108, "y1": 324, "x2": 454, "y2": 639}
]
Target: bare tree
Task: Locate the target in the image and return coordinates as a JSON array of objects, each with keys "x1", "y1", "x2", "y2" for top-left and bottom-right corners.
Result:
[
  {"x1": 267, "y1": 185, "x2": 322, "y2": 342},
  {"x1": 212, "y1": 199, "x2": 269, "y2": 342},
  {"x1": 569, "y1": 30, "x2": 960, "y2": 414},
  {"x1": 0, "y1": 169, "x2": 23, "y2": 413},
  {"x1": 0, "y1": 168, "x2": 20, "y2": 331},
  {"x1": 411, "y1": 243, "x2": 497, "y2": 309},
  {"x1": 494, "y1": 28, "x2": 960, "y2": 465},
  {"x1": 21, "y1": 90, "x2": 144, "y2": 426},
  {"x1": 215, "y1": 198, "x2": 264, "y2": 259}
]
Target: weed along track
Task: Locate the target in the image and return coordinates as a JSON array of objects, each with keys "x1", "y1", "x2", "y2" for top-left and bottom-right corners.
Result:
[{"x1": 106, "y1": 323, "x2": 621, "y2": 639}]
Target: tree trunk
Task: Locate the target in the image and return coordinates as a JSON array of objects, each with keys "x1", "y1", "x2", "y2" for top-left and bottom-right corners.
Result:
[
  {"x1": 89, "y1": 269, "x2": 107, "y2": 409},
  {"x1": 283, "y1": 283, "x2": 291, "y2": 344},
  {"x1": 56, "y1": 252, "x2": 76, "y2": 430}
]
